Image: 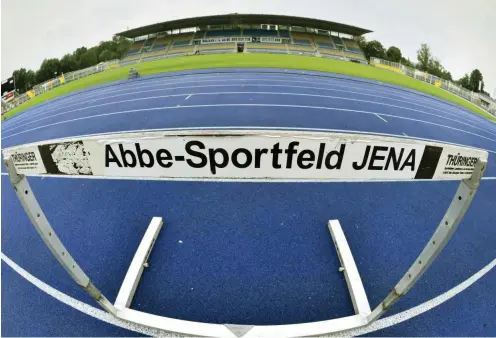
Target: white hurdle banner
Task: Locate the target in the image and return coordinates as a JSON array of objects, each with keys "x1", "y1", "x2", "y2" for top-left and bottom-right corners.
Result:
[
  {"x1": 2, "y1": 129, "x2": 488, "y2": 337},
  {"x1": 3, "y1": 129, "x2": 488, "y2": 181}
]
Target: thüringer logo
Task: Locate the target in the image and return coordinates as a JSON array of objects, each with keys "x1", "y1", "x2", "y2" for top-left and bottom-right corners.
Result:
[{"x1": 11, "y1": 151, "x2": 37, "y2": 163}]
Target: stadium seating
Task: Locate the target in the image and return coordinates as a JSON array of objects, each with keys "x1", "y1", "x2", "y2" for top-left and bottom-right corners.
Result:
[
  {"x1": 205, "y1": 29, "x2": 241, "y2": 37},
  {"x1": 126, "y1": 41, "x2": 145, "y2": 56},
  {"x1": 149, "y1": 44, "x2": 166, "y2": 51},
  {"x1": 173, "y1": 40, "x2": 190, "y2": 46},
  {"x1": 342, "y1": 39, "x2": 362, "y2": 53},
  {"x1": 243, "y1": 29, "x2": 278, "y2": 37},
  {"x1": 316, "y1": 42, "x2": 335, "y2": 49},
  {"x1": 197, "y1": 43, "x2": 234, "y2": 53},
  {"x1": 319, "y1": 48, "x2": 345, "y2": 58},
  {"x1": 167, "y1": 46, "x2": 195, "y2": 56},
  {"x1": 331, "y1": 36, "x2": 344, "y2": 47},
  {"x1": 142, "y1": 49, "x2": 168, "y2": 60},
  {"x1": 172, "y1": 33, "x2": 193, "y2": 46},
  {"x1": 288, "y1": 44, "x2": 315, "y2": 55},
  {"x1": 193, "y1": 31, "x2": 206, "y2": 39},
  {"x1": 291, "y1": 32, "x2": 314, "y2": 46},
  {"x1": 120, "y1": 26, "x2": 366, "y2": 65},
  {"x1": 142, "y1": 37, "x2": 156, "y2": 51},
  {"x1": 246, "y1": 43, "x2": 287, "y2": 54},
  {"x1": 126, "y1": 49, "x2": 141, "y2": 56},
  {"x1": 121, "y1": 54, "x2": 142, "y2": 63},
  {"x1": 344, "y1": 51, "x2": 366, "y2": 61},
  {"x1": 313, "y1": 35, "x2": 335, "y2": 49},
  {"x1": 150, "y1": 38, "x2": 171, "y2": 51},
  {"x1": 278, "y1": 30, "x2": 290, "y2": 38}
]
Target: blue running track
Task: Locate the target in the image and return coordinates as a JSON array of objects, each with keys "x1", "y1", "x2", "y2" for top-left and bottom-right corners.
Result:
[{"x1": 2, "y1": 68, "x2": 495, "y2": 336}]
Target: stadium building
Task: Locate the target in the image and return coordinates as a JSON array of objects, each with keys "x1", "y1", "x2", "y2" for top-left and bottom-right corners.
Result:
[{"x1": 116, "y1": 14, "x2": 371, "y2": 65}]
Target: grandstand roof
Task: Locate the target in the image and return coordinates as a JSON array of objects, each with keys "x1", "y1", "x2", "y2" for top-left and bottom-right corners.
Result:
[{"x1": 115, "y1": 14, "x2": 372, "y2": 38}]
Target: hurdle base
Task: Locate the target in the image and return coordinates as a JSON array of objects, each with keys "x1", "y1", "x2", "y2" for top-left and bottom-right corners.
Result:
[
  {"x1": 113, "y1": 218, "x2": 372, "y2": 337},
  {"x1": 114, "y1": 217, "x2": 163, "y2": 309}
]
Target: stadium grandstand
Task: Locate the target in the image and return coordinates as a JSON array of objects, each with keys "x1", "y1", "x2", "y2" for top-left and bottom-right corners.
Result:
[{"x1": 117, "y1": 13, "x2": 370, "y2": 64}]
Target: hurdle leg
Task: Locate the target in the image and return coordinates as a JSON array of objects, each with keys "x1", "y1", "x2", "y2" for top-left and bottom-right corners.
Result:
[
  {"x1": 367, "y1": 159, "x2": 487, "y2": 322},
  {"x1": 4, "y1": 157, "x2": 116, "y2": 314}
]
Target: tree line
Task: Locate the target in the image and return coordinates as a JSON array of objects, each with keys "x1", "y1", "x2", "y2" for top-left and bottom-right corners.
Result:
[
  {"x1": 11, "y1": 36, "x2": 132, "y2": 94},
  {"x1": 356, "y1": 37, "x2": 488, "y2": 95}
]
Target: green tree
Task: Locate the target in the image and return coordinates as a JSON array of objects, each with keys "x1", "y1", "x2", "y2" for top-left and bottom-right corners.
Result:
[
  {"x1": 363, "y1": 40, "x2": 386, "y2": 60},
  {"x1": 79, "y1": 48, "x2": 98, "y2": 68},
  {"x1": 355, "y1": 36, "x2": 367, "y2": 51},
  {"x1": 427, "y1": 58, "x2": 445, "y2": 78},
  {"x1": 24, "y1": 70, "x2": 36, "y2": 91},
  {"x1": 97, "y1": 40, "x2": 115, "y2": 56},
  {"x1": 416, "y1": 43, "x2": 431, "y2": 71},
  {"x1": 36, "y1": 58, "x2": 62, "y2": 83},
  {"x1": 457, "y1": 74, "x2": 471, "y2": 90},
  {"x1": 72, "y1": 47, "x2": 88, "y2": 68},
  {"x1": 386, "y1": 46, "x2": 402, "y2": 63},
  {"x1": 441, "y1": 70, "x2": 453, "y2": 81},
  {"x1": 400, "y1": 57, "x2": 414, "y2": 68},
  {"x1": 468, "y1": 69, "x2": 483, "y2": 92},
  {"x1": 113, "y1": 35, "x2": 132, "y2": 59},
  {"x1": 12, "y1": 68, "x2": 28, "y2": 93},
  {"x1": 60, "y1": 54, "x2": 77, "y2": 73},
  {"x1": 8, "y1": 35, "x2": 134, "y2": 93},
  {"x1": 98, "y1": 50, "x2": 113, "y2": 62}
]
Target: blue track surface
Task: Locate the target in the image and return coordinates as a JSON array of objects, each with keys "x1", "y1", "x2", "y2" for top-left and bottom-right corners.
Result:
[{"x1": 2, "y1": 68, "x2": 495, "y2": 336}]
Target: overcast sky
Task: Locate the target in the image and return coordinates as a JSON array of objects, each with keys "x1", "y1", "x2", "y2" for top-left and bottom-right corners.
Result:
[{"x1": 2, "y1": 0, "x2": 495, "y2": 94}]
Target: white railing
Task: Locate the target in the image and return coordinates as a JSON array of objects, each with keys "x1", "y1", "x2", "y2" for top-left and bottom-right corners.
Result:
[
  {"x1": 370, "y1": 57, "x2": 496, "y2": 116},
  {"x1": 1, "y1": 59, "x2": 120, "y2": 115}
]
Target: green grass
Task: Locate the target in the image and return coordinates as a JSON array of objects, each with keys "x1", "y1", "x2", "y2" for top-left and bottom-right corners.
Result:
[{"x1": 3, "y1": 53, "x2": 495, "y2": 121}]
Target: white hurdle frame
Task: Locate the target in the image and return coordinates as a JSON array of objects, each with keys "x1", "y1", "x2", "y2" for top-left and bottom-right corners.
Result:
[{"x1": 3, "y1": 136, "x2": 487, "y2": 337}]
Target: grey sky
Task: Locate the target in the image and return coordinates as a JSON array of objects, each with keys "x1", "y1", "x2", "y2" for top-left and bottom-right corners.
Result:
[{"x1": 2, "y1": 0, "x2": 495, "y2": 93}]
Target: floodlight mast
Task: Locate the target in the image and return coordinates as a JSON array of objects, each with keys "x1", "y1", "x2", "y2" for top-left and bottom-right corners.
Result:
[{"x1": 3, "y1": 130, "x2": 487, "y2": 337}]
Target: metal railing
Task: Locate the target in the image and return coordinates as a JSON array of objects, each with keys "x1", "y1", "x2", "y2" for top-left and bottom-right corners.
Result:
[
  {"x1": 370, "y1": 57, "x2": 496, "y2": 116},
  {"x1": 1, "y1": 60, "x2": 120, "y2": 115}
]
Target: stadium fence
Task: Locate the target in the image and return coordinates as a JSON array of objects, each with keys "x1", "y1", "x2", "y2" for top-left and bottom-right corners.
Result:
[
  {"x1": 1, "y1": 60, "x2": 120, "y2": 115},
  {"x1": 371, "y1": 57, "x2": 496, "y2": 116}
]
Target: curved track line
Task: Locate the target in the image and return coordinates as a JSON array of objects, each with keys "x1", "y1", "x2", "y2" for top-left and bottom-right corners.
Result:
[
  {"x1": 2, "y1": 252, "x2": 494, "y2": 337},
  {"x1": 5, "y1": 89, "x2": 493, "y2": 137},
  {"x1": 336, "y1": 257, "x2": 496, "y2": 337},
  {"x1": 3, "y1": 103, "x2": 496, "y2": 145},
  {"x1": 4, "y1": 77, "x2": 489, "y2": 132}
]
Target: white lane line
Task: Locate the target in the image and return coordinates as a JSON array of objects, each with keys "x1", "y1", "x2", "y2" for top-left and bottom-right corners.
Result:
[
  {"x1": 6, "y1": 78, "x2": 489, "y2": 133},
  {"x1": 403, "y1": 133, "x2": 408, "y2": 136},
  {"x1": 2, "y1": 75, "x2": 246, "y2": 128},
  {"x1": 4, "y1": 91, "x2": 495, "y2": 138},
  {"x1": 0, "y1": 253, "x2": 167, "y2": 336},
  {"x1": 3, "y1": 103, "x2": 496, "y2": 145},
  {"x1": 2, "y1": 252, "x2": 494, "y2": 336},
  {"x1": 374, "y1": 113, "x2": 388, "y2": 123},
  {"x1": 337, "y1": 257, "x2": 496, "y2": 337},
  {"x1": 185, "y1": 94, "x2": 192, "y2": 100},
  {"x1": 23, "y1": 78, "x2": 496, "y2": 133},
  {"x1": 5, "y1": 73, "x2": 495, "y2": 135}
]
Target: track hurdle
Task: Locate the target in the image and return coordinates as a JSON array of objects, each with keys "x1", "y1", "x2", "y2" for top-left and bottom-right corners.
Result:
[{"x1": 3, "y1": 129, "x2": 487, "y2": 337}]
